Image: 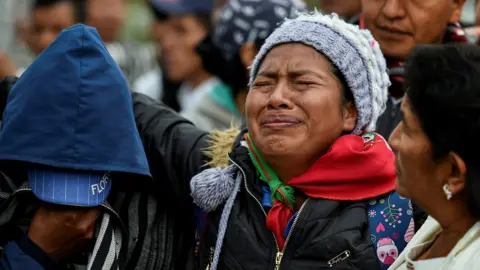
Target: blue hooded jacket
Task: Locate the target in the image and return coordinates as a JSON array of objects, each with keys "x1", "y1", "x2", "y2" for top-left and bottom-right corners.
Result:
[
  {"x1": 0, "y1": 24, "x2": 150, "y2": 177},
  {"x1": 0, "y1": 24, "x2": 152, "y2": 269}
]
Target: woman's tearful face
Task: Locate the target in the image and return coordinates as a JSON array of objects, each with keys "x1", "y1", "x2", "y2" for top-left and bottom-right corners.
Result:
[{"x1": 246, "y1": 43, "x2": 357, "y2": 164}]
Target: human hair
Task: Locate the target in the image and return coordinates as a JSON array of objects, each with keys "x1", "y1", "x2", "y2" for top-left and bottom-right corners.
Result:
[
  {"x1": 146, "y1": 0, "x2": 213, "y2": 31},
  {"x1": 147, "y1": 0, "x2": 168, "y2": 21},
  {"x1": 33, "y1": 0, "x2": 70, "y2": 10},
  {"x1": 405, "y1": 44, "x2": 480, "y2": 219},
  {"x1": 32, "y1": 0, "x2": 85, "y2": 23},
  {"x1": 192, "y1": 12, "x2": 213, "y2": 32}
]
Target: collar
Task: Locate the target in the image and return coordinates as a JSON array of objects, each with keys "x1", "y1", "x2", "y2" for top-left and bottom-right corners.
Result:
[{"x1": 177, "y1": 77, "x2": 220, "y2": 109}]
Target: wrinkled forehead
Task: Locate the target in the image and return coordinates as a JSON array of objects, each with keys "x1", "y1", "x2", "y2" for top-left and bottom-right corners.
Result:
[{"x1": 256, "y1": 43, "x2": 333, "y2": 75}]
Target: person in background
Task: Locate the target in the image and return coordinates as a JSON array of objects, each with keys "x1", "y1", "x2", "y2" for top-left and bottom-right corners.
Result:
[
  {"x1": 133, "y1": 0, "x2": 179, "y2": 108},
  {"x1": 4, "y1": 0, "x2": 155, "y2": 87},
  {"x1": 188, "y1": 0, "x2": 306, "y2": 131},
  {"x1": 464, "y1": 0, "x2": 480, "y2": 42},
  {"x1": 154, "y1": 0, "x2": 231, "y2": 111},
  {"x1": 389, "y1": 44, "x2": 480, "y2": 270},
  {"x1": 0, "y1": 0, "x2": 78, "y2": 79},
  {"x1": 318, "y1": 0, "x2": 362, "y2": 22},
  {"x1": 28, "y1": 0, "x2": 78, "y2": 57},
  {"x1": 360, "y1": 0, "x2": 468, "y2": 139},
  {"x1": 134, "y1": 0, "x2": 217, "y2": 112},
  {"x1": 84, "y1": 0, "x2": 125, "y2": 44},
  {"x1": 82, "y1": 0, "x2": 158, "y2": 87}
]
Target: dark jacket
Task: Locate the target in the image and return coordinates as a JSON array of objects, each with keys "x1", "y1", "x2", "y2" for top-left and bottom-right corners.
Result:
[
  {"x1": 375, "y1": 98, "x2": 402, "y2": 139},
  {"x1": 197, "y1": 142, "x2": 379, "y2": 269},
  {"x1": 133, "y1": 92, "x2": 211, "y2": 269}
]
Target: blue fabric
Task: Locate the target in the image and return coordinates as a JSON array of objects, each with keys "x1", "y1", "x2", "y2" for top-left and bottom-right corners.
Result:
[
  {"x1": 0, "y1": 242, "x2": 43, "y2": 270},
  {"x1": 151, "y1": 0, "x2": 213, "y2": 15},
  {"x1": 261, "y1": 186, "x2": 272, "y2": 207},
  {"x1": 0, "y1": 24, "x2": 150, "y2": 178},
  {"x1": 262, "y1": 186, "x2": 296, "y2": 239},
  {"x1": 367, "y1": 191, "x2": 413, "y2": 269},
  {"x1": 28, "y1": 168, "x2": 112, "y2": 207},
  {"x1": 208, "y1": 83, "x2": 240, "y2": 116},
  {"x1": 194, "y1": 206, "x2": 207, "y2": 256},
  {"x1": 283, "y1": 213, "x2": 297, "y2": 238},
  {"x1": 195, "y1": 206, "x2": 207, "y2": 240}
]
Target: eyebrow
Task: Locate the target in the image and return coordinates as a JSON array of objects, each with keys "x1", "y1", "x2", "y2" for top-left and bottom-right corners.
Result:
[
  {"x1": 290, "y1": 70, "x2": 326, "y2": 79},
  {"x1": 256, "y1": 69, "x2": 326, "y2": 79},
  {"x1": 256, "y1": 71, "x2": 278, "y2": 79}
]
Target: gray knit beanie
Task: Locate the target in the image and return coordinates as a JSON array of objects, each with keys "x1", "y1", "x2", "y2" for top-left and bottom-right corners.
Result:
[{"x1": 249, "y1": 12, "x2": 390, "y2": 134}]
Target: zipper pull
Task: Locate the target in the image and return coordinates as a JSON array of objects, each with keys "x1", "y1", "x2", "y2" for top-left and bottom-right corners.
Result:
[
  {"x1": 274, "y1": 252, "x2": 283, "y2": 270},
  {"x1": 206, "y1": 247, "x2": 214, "y2": 270}
]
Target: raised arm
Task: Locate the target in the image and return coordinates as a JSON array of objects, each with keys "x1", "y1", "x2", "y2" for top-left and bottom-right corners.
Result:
[{"x1": 132, "y1": 92, "x2": 211, "y2": 205}]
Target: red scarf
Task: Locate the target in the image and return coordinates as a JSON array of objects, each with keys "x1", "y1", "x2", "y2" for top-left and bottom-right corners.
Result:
[{"x1": 245, "y1": 132, "x2": 396, "y2": 249}]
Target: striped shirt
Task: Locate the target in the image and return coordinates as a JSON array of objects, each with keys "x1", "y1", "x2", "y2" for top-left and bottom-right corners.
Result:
[
  {"x1": 106, "y1": 42, "x2": 158, "y2": 88},
  {"x1": 0, "y1": 173, "x2": 189, "y2": 270}
]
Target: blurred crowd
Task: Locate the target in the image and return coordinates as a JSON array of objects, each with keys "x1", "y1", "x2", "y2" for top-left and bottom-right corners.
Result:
[
  {"x1": 0, "y1": 0, "x2": 480, "y2": 269},
  {"x1": 1, "y1": 0, "x2": 479, "y2": 135}
]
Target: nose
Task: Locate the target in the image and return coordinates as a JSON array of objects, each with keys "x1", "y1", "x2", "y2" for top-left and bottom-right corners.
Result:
[
  {"x1": 384, "y1": 256, "x2": 395, "y2": 265},
  {"x1": 267, "y1": 83, "x2": 293, "y2": 110},
  {"x1": 388, "y1": 123, "x2": 401, "y2": 152},
  {"x1": 381, "y1": 0, "x2": 406, "y2": 20}
]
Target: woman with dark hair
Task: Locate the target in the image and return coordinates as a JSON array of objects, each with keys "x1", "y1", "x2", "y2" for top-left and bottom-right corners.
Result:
[{"x1": 389, "y1": 44, "x2": 480, "y2": 269}]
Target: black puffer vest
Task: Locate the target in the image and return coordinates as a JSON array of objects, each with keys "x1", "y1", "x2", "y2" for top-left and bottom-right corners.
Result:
[{"x1": 197, "y1": 143, "x2": 379, "y2": 270}]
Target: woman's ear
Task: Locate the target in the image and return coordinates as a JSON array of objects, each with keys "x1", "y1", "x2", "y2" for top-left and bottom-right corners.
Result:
[
  {"x1": 445, "y1": 152, "x2": 467, "y2": 196},
  {"x1": 342, "y1": 101, "x2": 357, "y2": 132},
  {"x1": 239, "y1": 43, "x2": 258, "y2": 69}
]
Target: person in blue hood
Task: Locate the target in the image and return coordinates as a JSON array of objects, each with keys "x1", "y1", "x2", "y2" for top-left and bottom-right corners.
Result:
[{"x1": 0, "y1": 24, "x2": 158, "y2": 269}]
